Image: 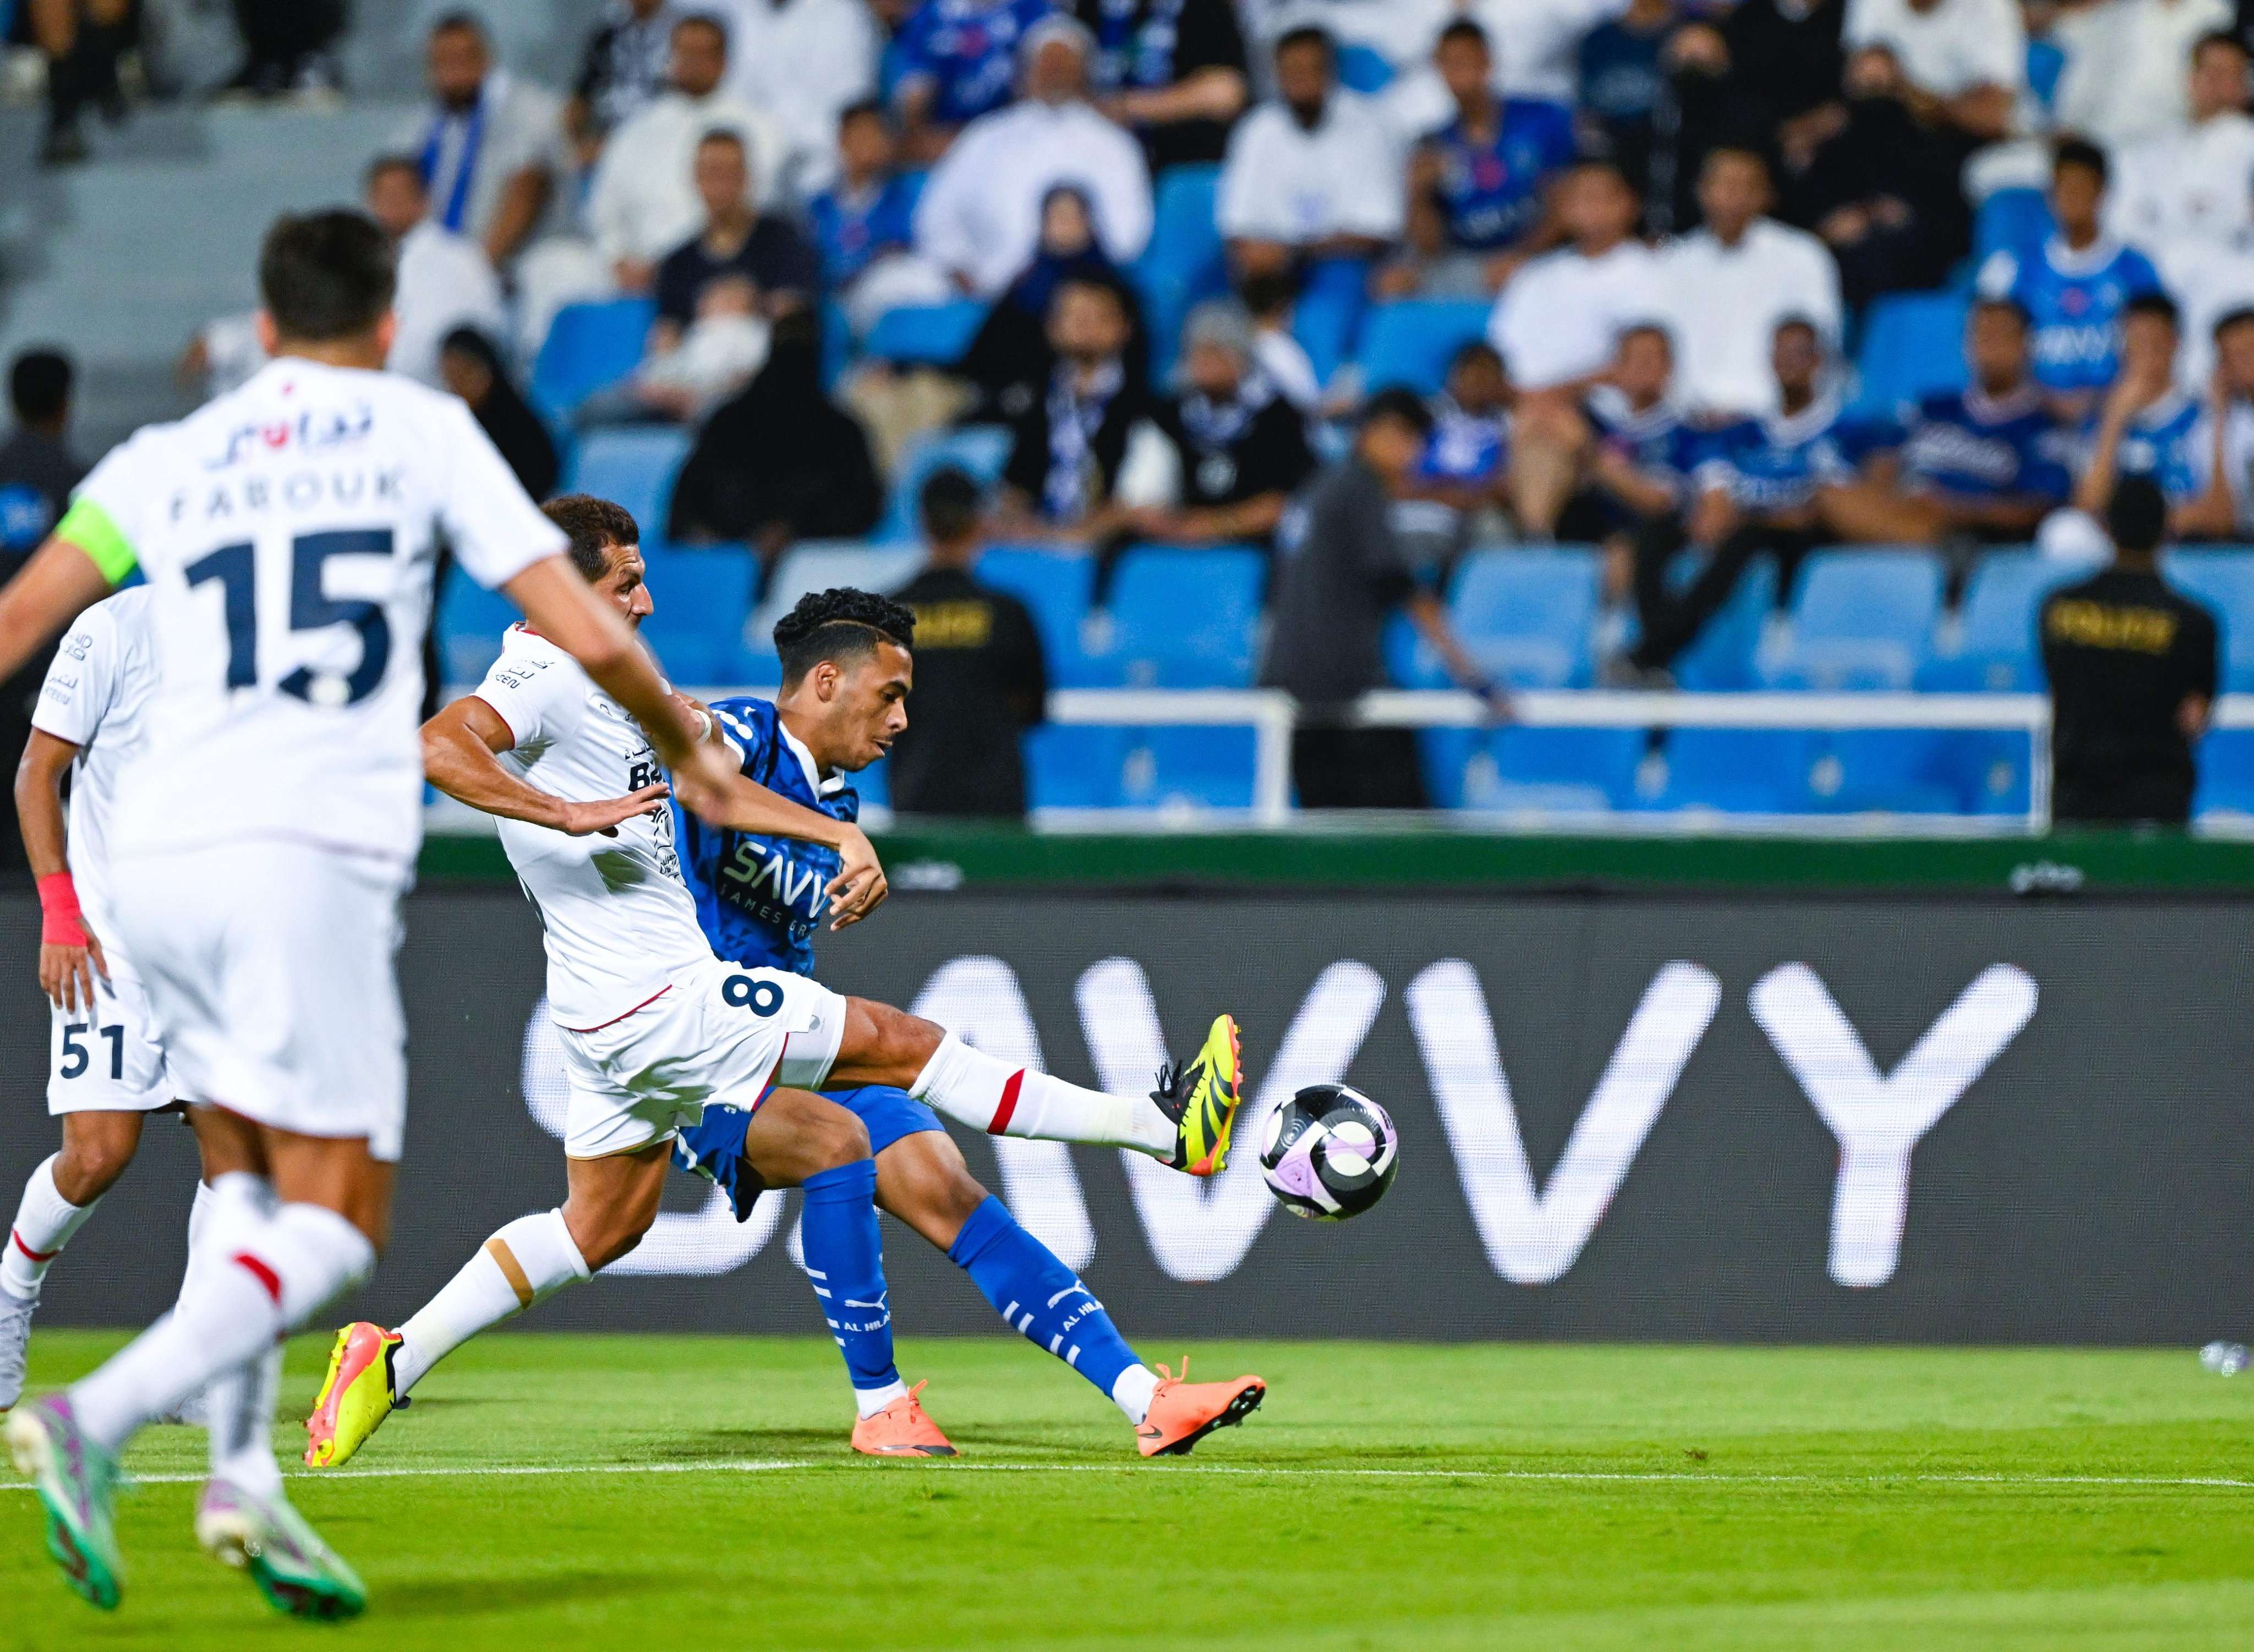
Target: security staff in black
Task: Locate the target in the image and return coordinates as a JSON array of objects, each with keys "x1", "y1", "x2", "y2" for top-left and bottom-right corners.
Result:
[
  {"x1": 2040, "y1": 475, "x2": 2219, "y2": 825},
  {"x1": 887, "y1": 466, "x2": 1048, "y2": 817}
]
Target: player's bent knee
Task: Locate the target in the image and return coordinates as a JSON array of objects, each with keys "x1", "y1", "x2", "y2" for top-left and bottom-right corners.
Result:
[{"x1": 809, "y1": 1108, "x2": 873, "y2": 1172}]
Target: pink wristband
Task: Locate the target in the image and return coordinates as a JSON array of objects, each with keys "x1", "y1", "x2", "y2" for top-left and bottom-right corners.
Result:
[{"x1": 36, "y1": 873, "x2": 87, "y2": 948}]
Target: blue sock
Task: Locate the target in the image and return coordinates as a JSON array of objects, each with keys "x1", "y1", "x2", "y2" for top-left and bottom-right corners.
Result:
[
  {"x1": 948, "y1": 1197, "x2": 1145, "y2": 1415},
  {"x1": 798, "y1": 1160, "x2": 901, "y2": 1412}
]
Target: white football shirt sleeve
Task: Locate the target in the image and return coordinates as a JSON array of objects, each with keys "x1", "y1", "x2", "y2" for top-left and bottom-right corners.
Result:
[
  {"x1": 434, "y1": 398, "x2": 570, "y2": 592},
  {"x1": 473, "y1": 644, "x2": 584, "y2": 754},
  {"x1": 31, "y1": 601, "x2": 122, "y2": 748}
]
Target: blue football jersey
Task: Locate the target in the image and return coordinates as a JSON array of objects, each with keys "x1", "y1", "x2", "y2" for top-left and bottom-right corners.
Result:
[
  {"x1": 891, "y1": 0, "x2": 1057, "y2": 126},
  {"x1": 1425, "y1": 100, "x2": 1577, "y2": 252},
  {"x1": 1977, "y1": 237, "x2": 2164, "y2": 393},
  {"x1": 1585, "y1": 390, "x2": 1704, "y2": 491},
  {"x1": 1896, "y1": 386, "x2": 2073, "y2": 502},
  {"x1": 807, "y1": 174, "x2": 921, "y2": 288},
  {"x1": 1692, "y1": 395, "x2": 1859, "y2": 513},
  {"x1": 2081, "y1": 390, "x2": 2202, "y2": 504},
  {"x1": 672, "y1": 696, "x2": 857, "y2": 979},
  {"x1": 1420, "y1": 397, "x2": 1509, "y2": 483}
]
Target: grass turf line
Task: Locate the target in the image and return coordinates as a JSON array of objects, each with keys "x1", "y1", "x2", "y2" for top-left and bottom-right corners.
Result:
[{"x1": 3, "y1": 1333, "x2": 2250, "y2": 1650}]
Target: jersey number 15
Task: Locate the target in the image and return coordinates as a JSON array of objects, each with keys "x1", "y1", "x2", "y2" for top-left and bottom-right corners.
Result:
[{"x1": 183, "y1": 528, "x2": 395, "y2": 705}]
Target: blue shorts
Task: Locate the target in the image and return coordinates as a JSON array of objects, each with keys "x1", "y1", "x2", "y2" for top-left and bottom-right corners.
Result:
[{"x1": 671, "y1": 1086, "x2": 945, "y2": 1221}]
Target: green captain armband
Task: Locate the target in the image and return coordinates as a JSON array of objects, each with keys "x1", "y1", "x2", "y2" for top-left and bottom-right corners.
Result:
[{"x1": 54, "y1": 496, "x2": 137, "y2": 586}]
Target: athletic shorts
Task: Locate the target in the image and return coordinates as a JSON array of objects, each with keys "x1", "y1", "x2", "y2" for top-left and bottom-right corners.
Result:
[
  {"x1": 556, "y1": 957, "x2": 847, "y2": 1160},
  {"x1": 47, "y1": 958, "x2": 177, "y2": 1115},
  {"x1": 108, "y1": 840, "x2": 411, "y2": 1161}
]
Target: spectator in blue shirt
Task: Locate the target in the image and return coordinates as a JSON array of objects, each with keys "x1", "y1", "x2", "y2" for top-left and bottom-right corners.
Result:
[
  {"x1": 1612, "y1": 316, "x2": 1862, "y2": 682},
  {"x1": 1397, "y1": 340, "x2": 1515, "y2": 568},
  {"x1": 2073, "y1": 293, "x2": 2202, "y2": 523},
  {"x1": 1821, "y1": 296, "x2": 2074, "y2": 557},
  {"x1": 806, "y1": 98, "x2": 939, "y2": 334},
  {"x1": 1383, "y1": 20, "x2": 1577, "y2": 299},
  {"x1": 1976, "y1": 138, "x2": 2165, "y2": 422},
  {"x1": 891, "y1": 0, "x2": 1057, "y2": 162}
]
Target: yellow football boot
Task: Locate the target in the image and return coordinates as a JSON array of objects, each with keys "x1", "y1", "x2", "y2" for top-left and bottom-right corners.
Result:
[
  {"x1": 302, "y1": 1322, "x2": 401, "y2": 1468},
  {"x1": 1152, "y1": 1013, "x2": 1245, "y2": 1177}
]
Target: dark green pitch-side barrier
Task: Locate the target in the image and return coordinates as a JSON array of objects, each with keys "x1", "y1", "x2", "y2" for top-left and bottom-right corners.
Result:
[{"x1": 417, "y1": 827, "x2": 2254, "y2": 894}]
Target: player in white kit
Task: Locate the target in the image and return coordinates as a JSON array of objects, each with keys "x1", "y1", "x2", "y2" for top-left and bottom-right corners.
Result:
[
  {"x1": 1, "y1": 589, "x2": 216, "y2": 1423},
  {"x1": 0, "y1": 210, "x2": 794, "y2": 1621}
]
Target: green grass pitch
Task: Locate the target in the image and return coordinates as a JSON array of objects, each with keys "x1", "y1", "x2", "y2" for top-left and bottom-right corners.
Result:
[{"x1": 5, "y1": 1332, "x2": 2251, "y2": 1649}]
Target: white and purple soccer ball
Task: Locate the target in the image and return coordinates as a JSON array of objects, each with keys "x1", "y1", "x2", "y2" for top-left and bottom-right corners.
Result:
[{"x1": 1259, "y1": 1083, "x2": 1399, "y2": 1221}]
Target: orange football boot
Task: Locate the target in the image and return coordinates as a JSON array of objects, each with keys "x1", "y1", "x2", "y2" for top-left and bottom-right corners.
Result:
[
  {"x1": 851, "y1": 1380, "x2": 958, "y2": 1457},
  {"x1": 1135, "y1": 1358, "x2": 1266, "y2": 1457}
]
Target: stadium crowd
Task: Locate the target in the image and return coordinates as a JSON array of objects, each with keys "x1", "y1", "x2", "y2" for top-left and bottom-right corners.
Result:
[{"x1": 18, "y1": 0, "x2": 2254, "y2": 816}]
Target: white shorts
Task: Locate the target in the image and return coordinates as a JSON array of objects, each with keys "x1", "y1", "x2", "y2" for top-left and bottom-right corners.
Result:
[
  {"x1": 107, "y1": 840, "x2": 411, "y2": 1162},
  {"x1": 47, "y1": 959, "x2": 177, "y2": 1115},
  {"x1": 557, "y1": 959, "x2": 847, "y2": 1159}
]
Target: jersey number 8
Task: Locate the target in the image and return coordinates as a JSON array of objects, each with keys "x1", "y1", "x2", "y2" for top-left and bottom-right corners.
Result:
[
  {"x1": 723, "y1": 975, "x2": 784, "y2": 1016},
  {"x1": 182, "y1": 528, "x2": 396, "y2": 705}
]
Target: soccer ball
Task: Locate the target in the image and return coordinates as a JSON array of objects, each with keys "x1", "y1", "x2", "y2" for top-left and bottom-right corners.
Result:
[{"x1": 1259, "y1": 1084, "x2": 1399, "y2": 1221}]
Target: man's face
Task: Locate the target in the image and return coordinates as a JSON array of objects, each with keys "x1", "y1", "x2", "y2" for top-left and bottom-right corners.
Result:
[
  {"x1": 1560, "y1": 168, "x2": 1634, "y2": 244},
  {"x1": 366, "y1": 167, "x2": 425, "y2": 238},
  {"x1": 1968, "y1": 306, "x2": 2029, "y2": 387},
  {"x1": 1184, "y1": 338, "x2": 1245, "y2": 398},
  {"x1": 694, "y1": 138, "x2": 750, "y2": 218},
  {"x1": 2050, "y1": 162, "x2": 2104, "y2": 234},
  {"x1": 1275, "y1": 40, "x2": 1332, "y2": 113},
  {"x1": 1049, "y1": 283, "x2": 1127, "y2": 364},
  {"x1": 1435, "y1": 36, "x2": 1490, "y2": 106},
  {"x1": 2120, "y1": 310, "x2": 2178, "y2": 381},
  {"x1": 1772, "y1": 324, "x2": 1819, "y2": 397},
  {"x1": 1359, "y1": 414, "x2": 1426, "y2": 483},
  {"x1": 672, "y1": 20, "x2": 727, "y2": 98},
  {"x1": 1614, "y1": 329, "x2": 1672, "y2": 403},
  {"x1": 428, "y1": 26, "x2": 488, "y2": 108},
  {"x1": 593, "y1": 544, "x2": 653, "y2": 629},
  {"x1": 2191, "y1": 41, "x2": 2250, "y2": 120},
  {"x1": 2219, "y1": 320, "x2": 2254, "y2": 395},
  {"x1": 839, "y1": 111, "x2": 893, "y2": 176},
  {"x1": 1025, "y1": 37, "x2": 1085, "y2": 104},
  {"x1": 1697, "y1": 152, "x2": 1768, "y2": 237},
  {"x1": 1447, "y1": 351, "x2": 1507, "y2": 414},
  {"x1": 821, "y1": 641, "x2": 913, "y2": 771}
]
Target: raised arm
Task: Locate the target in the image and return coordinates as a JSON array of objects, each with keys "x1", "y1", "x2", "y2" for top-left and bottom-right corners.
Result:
[
  {"x1": 14, "y1": 728, "x2": 104, "y2": 1013},
  {"x1": 421, "y1": 694, "x2": 670, "y2": 836}
]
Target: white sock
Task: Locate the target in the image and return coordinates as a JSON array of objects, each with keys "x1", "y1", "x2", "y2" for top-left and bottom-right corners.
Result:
[
  {"x1": 70, "y1": 1197, "x2": 374, "y2": 1453},
  {"x1": 164, "y1": 1174, "x2": 256, "y2": 1426},
  {"x1": 909, "y1": 1034, "x2": 1175, "y2": 1158},
  {"x1": 1110, "y1": 1364, "x2": 1159, "y2": 1426},
  {"x1": 855, "y1": 1380, "x2": 909, "y2": 1419},
  {"x1": 204, "y1": 1345, "x2": 283, "y2": 1497},
  {"x1": 393, "y1": 1210, "x2": 588, "y2": 1397},
  {"x1": 3, "y1": 1155, "x2": 100, "y2": 1303},
  {"x1": 184, "y1": 1179, "x2": 215, "y2": 1263}
]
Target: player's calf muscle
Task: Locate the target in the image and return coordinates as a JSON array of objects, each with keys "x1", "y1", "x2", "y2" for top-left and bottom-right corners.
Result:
[
  {"x1": 53, "y1": 1111, "x2": 146, "y2": 1202},
  {"x1": 743, "y1": 1091, "x2": 871, "y2": 1186},
  {"x1": 874, "y1": 1134, "x2": 988, "y2": 1251}
]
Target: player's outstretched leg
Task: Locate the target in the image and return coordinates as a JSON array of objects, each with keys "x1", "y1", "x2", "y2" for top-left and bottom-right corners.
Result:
[
  {"x1": 850, "y1": 1004, "x2": 1250, "y2": 1177},
  {"x1": 1, "y1": 1119, "x2": 149, "y2": 1415}
]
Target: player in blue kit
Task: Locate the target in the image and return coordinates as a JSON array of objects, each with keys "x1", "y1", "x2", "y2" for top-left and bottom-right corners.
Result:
[
  {"x1": 1976, "y1": 139, "x2": 2164, "y2": 420},
  {"x1": 669, "y1": 587, "x2": 1266, "y2": 1459}
]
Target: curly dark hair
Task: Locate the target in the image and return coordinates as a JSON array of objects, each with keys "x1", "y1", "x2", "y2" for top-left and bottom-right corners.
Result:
[{"x1": 773, "y1": 587, "x2": 916, "y2": 685}]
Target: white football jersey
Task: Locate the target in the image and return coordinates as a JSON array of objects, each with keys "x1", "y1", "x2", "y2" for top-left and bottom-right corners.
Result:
[
  {"x1": 67, "y1": 357, "x2": 566, "y2": 863},
  {"x1": 473, "y1": 625, "x2": 714, "y2": 1029},
  {"x1": 30, "y1": 587, "x2": 161, "y2": 946}
]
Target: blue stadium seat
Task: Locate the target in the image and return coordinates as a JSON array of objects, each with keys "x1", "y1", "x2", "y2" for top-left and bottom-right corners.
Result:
[
  {"x1": 751, "y1": 541, "x2": 928, "y2": 663},
  {"x1": 1629, "y1": 555, "x2": 1777, "y2": 692},
  {"x1": 1974, "y1": 188, "x2": 2053, "y2": 266},
  {"x1": 2162, "y1": 548, "x2": 2254, "y2": 690},
  {"x1": 435, "y1": 573, "x2": 522, "y2": 685},
  {"x1": 877, "y1": 424, "x2": 1013, "y2": 543},
  {"x1": 638, "y1": 547, "x2": 760, "y2": 684},
  {"x1": 1852, "y1": 291, "x2": 1968, "y2": 414},
  {"x1": 1293, "y1": 255, "x2": 1371, "y2": 389},
  {"x1": 1434, "y1": 726, "x2": 1645, "y2": 813},
  {"x1": 1759, "y1": 548, "x2": 1944, "y2": 690},
  {"x1": 1135, "y1": 165, "x2": 1228, "y2": 377},
  {"x1": 1025, "y1": 725, "x2": 1125, "y2": 809},
  {"x1": 2194, "y1": 728, "x2": 2254, "y2": 818},
  {"x1": 863, "y1": 302, "x2": 987, "y2": 367},
  {"x1": 1087, "y1": 545, "x2": 1265, "y2": 686},
  {"x1": 1633, "y1": 728, "x2": 1816, "y2": 814},
  {"x1": 1357, "y1": 301, "x2": 1493, "y2": 395},
  {"x1": 1918, "y1": 548, "x2": 2100, "y2": 691},
  {"x1": 1336, "y1": 42, "x2": 1397, "y2": 94},
  {"x1": 975, "y1": 546, "x2": 1096, "y2": 685},
  {"x1": 1807, "y1": 730, "x2": 1970, "y2": 814},
  {"x1": 1451, "y1": 547, "x2": 1603, "y2": 688},
  {"x1": 531, "y1": 298, "x2": 655, "y2": 422},
  {"x1": 565, "y1": 427, "x2": 693, "y2": 547},
  {"x1": 1119, "y1": 727, "x2": 1260, "y2": 809}
]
